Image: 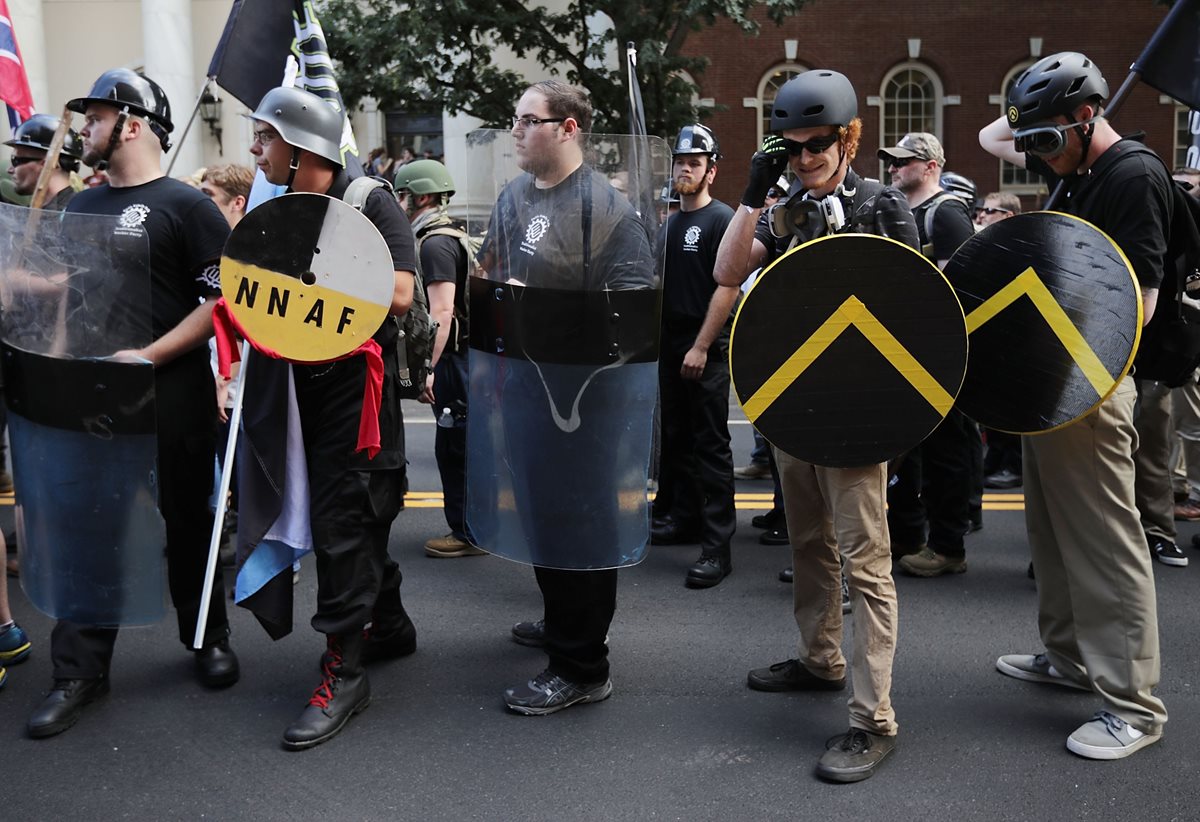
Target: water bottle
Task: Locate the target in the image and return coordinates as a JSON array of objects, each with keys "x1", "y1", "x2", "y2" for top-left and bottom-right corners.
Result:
[{"x1": 436, "y1": 407, "x2": 454, "y2": 428}]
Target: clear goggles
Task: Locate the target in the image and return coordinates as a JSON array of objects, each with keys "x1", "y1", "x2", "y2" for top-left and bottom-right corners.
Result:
[{"x1": 1012, "y1": 114, "x2": 1101, "y2": 157}]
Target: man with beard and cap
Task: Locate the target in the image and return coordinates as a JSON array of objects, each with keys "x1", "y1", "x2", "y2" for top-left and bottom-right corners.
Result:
[
  {"x1": 714, "y1": 69, "x2": 918, "y2": 782},
  {"x1": 245, "y1": 85, "x2": 419, "y2": 749},
  {"x1": 27, "y1": 68, "x2": 239, "y2": 739},
  {"x1": 877, "y1": 133, "x2": 980, "y2": 578},
  {"x1": 650, "y1": 123, "x2": 739, "y2": 588}
]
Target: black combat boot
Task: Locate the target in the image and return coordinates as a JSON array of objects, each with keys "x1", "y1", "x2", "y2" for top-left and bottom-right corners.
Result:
[{"x1": 283, "y1": 633, "x2": 370, "y2": 750}]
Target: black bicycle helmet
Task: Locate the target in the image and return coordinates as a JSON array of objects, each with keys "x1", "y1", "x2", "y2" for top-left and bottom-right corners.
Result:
[
  {"x1": 770, "y1": 70, "x2": 858, "y2": 132},
  {"x1": 1006, "y1": 52, "x2": 1108, "y2": 128}
]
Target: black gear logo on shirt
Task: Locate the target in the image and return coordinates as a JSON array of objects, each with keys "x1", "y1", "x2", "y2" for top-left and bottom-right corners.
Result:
[
  {"x1": 117, "y1": 204, "x2": 150, "y2": 230},
  {"x1": 683, "y1": 225, "x2": 701, "y2": 252}
]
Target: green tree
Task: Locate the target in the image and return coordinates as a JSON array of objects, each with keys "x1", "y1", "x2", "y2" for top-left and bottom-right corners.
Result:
[{"x1": 320, "y1": 0, "x2": 812, "y2": 136}]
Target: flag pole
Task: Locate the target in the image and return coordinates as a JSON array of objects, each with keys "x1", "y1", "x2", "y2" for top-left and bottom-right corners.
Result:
[
  {"x1": 28, "y1": 105, "x2": 72, "y2": 209},
  {"x1": 166, "y1": 77, "x2": 215, "y2": 177},
  {"x1": 192, "y1": 339, "x2": 249, "y2": 649}
]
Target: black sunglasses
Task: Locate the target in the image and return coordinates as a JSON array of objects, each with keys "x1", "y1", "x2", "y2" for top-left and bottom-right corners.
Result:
[
  {"x1": 886, "y1": 156, "x2": 920, "y2": 169},
  {"x1": 9, "y1": 156, "x2": 41, "y2": 167},
  {"x1": 975, "y1": 206, "x2": 1013, "y2": 217},
  {"x1": 783, "y1": 134, "x2": 839, "y2": 156}
]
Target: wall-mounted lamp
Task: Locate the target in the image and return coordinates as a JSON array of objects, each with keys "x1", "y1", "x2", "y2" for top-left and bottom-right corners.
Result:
[{"x1": 200, "y1": 91, "x2": 223, "y2": 156}]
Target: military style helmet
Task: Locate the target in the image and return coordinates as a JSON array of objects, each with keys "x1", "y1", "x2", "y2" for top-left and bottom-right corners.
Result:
[
  {"x1": 4, "y1": 114, "x2": 82, "y2": 169},
  {"x1": 770, "y1": 70, "x2": 858, "y2": 132},
  {"x1": 393, "y1": 159, "x2": 455, "y2": 196},
  {"x1": 672, "y1": 124, "x2": 720, "y2": 159},
  {"x1": 67, "y1": 68, "x2": 174, "y2": 150},
  {"x1": 251, "y1": 86, "x2": 344, "y2": 167},
  {"x1": 1006, "y1": 52, "x2": 1108, "y2": 129}
]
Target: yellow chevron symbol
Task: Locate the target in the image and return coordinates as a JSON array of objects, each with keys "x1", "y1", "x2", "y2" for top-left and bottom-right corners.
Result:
[
  {"x1": 963, "y1": 267, "x2": 1112, "y2": 398},
  {"x1": 742, "y1": 295, "x2": 957, "y2": 422}
]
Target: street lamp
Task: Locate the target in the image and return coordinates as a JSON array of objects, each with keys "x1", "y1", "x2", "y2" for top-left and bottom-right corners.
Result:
[{"x1": 200, "y1": 91, "x2": 223, "y2": 156}]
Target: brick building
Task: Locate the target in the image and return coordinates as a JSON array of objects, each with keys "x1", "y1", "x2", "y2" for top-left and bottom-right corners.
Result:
[{"x1": 683, "y1": 1, "x2": 1184, "y2": 208}]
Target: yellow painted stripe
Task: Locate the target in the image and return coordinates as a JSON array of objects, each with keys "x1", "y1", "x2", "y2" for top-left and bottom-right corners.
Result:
[
  {"x1": 964, "y1": 267, "x2": 1112, "y2": 398},
  {"x1": 743, "y1": 295, "x2": 956, "y2": 422}
]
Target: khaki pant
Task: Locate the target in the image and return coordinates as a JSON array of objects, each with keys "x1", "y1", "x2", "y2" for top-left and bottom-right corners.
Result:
[
  {"x1": 1133, "y1": 379, "x2": 1175, "y2": 541},
  {"x1": 775, "y1": 449, "x2": 898, "y2": 735},
  {"x1": 1023, "y1": 377, "x2": 1166, "y2": 734},
  {"x1": 1169, "y1": 373, "x2": 1200, "y2": 499}
]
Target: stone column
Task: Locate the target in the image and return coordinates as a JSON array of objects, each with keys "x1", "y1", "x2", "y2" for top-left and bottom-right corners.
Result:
[{"x1": 142, "y1": 0, "x2": 200, "y2": 174}]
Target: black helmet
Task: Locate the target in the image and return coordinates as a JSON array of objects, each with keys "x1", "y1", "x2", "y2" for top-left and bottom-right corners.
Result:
[
  {"x1": 770, "y1": 70, "x2": 858, "y2": 132},
  {"x1": 4, "y1": 114, "x2": 82, "y2": 169},
  {"x1": 251, "y1": 86, "x2": 344, "y2": 167},
  {"x1": 939, "y1": 171, "x2": 977, "y2": 205},
  {"x1": 67, "y1": 69, "x2": 173, "y2": 152},
  {"x1": 672, "y1": 124, "x2": 720, "y2": 159},
  {"x1": 1006, "y1": 52, "x2": 1108, "y2": 129}
]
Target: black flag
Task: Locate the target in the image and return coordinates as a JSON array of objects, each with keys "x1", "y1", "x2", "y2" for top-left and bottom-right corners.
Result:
[
  {"x1": 206, "y1": 0, "x2": 296, "y2": 110},
  {"x1": 1132, "y1": 0, "x2": 1200, "y2": 111}
]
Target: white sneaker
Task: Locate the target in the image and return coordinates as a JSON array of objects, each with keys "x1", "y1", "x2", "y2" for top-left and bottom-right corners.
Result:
[{"x1": 1067, "y1": 711, "x2": 1161, "y2": 760}]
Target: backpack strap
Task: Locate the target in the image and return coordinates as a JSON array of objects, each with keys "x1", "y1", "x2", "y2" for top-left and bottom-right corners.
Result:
[{"x1": 343, "y1": 176, "x2": 389, "y2": 211}]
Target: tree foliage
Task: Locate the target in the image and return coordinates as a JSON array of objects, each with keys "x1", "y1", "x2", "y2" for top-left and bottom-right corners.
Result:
[{"x1": 320, "y1": 0, "x2": 812, "y2": 136}]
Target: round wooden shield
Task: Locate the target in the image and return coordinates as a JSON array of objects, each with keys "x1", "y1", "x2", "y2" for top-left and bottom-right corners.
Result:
[
  {"x1": 731, "y1": 234, "x2": 967, "y2": 468},
  {"x1": 942, "y1": 211, "x2": 1141, "y2": 434},
  {"x1": 221, "y1": 193, "x2": 395, "y2": 363}
]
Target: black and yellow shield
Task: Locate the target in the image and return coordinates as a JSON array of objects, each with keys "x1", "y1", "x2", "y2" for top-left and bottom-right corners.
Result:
[
  {"x1": 731, "y1": 234, "x2": 967, "y2": 468},
  {"x1": 943, "y1": 212, "x2": 1141, "y2": 434},
  {"x1": 221, "y1": 193, "x2": 395, "y2": 363}
]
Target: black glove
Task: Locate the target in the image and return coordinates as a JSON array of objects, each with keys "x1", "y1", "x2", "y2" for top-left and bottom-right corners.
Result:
[{"x1": 741, "y1": 135, "x2": 789, "y2": 208}]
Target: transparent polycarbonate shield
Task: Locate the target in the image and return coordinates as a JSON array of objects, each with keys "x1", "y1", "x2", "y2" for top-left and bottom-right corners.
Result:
[
  {"x1": 0, "y1": 203, "x2": 165, "y2": 625},
  {"x1": 464, "y1": 129, "x2": 668, "y2": 569}
]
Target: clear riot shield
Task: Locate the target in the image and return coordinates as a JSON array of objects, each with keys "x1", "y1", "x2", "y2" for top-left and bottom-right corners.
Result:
[
  {"x1": 464, "y1": 128, "x2": 668, "y2": 570},
  {"x1": 0, "y1": 203, "x2": 164, "y2": 625}
]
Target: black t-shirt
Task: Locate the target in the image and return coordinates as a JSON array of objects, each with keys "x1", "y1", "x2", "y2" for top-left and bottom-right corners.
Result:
[
  {"x1": 67, "y1": 176, "x2": 229, "y2": 342},
  {"x1": 912, "y1": 191, "x2": 975, "y2": 262},
  {"x1": 658, "y1": 198, "x2": 734, "y2": 326},
  {"x1": 417, "y1": 224, "x2": 468, "y2": 329},
  {"x1": 322, "y1": 171, "x2": 419, "y2": 346},
  {"x1": 481, "y1": 165, "x2": 655, "y2": 291},
  {"x1": 1027, "y1": 139, "x2": 1172, "y2": 290}
]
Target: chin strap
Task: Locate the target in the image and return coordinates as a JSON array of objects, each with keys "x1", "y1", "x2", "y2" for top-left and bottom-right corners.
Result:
[
  {"x1": 95, "y1": 108, "x2": 129, "y2": 172},
  {"x1": 285, "y1": 146, "x2": 301, "y2": 189}
]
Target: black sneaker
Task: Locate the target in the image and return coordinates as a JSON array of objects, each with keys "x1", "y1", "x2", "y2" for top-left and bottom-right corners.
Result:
[
  {"x1": 747, "y1": 658, "x2": 845, "y2": 692},
  {"x1": 511, "y1": 619, "x2": 546, "y2": 647},
  {"x1": 1151, "y1": 536, "x2": 1188, "y2": 567},
  {"x1": 816, "y1": 728, "x2": 897, "y2": 783},
  {"x1": 503, "y1": 669, "x2": 612, "y2": 716}
]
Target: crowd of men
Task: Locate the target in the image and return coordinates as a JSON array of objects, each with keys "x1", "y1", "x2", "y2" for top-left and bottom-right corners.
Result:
[{"x1": 0, "y1": 49, "x2": 1195, "y2": 783}]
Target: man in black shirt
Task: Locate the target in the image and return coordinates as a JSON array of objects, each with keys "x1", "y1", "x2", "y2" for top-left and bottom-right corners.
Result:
[
  {"x1": 5, "y1": 114, "x2": 81, "y2": 212},
  {"x1": 482, "y1": 80, "x2": 656, "y2": 715},
  {"x1": 980, "y1": 50, "x2": 1169, "y2": 760},
  {"x1": 28, "y1": 69, "x2": 239, "y2": 739},
  {"x1": 715, "y1": 69, "x2": 917, "y2": 783},
  {"x1": 878, "y1": 132, "x2": 981, "y2": 577},
  {"x1": 393, "y1": 159, "x2": 483, "y2": 559},
  {"x1": 653, "y1": 124, "x2": 738, "y2": 587},
  {"x1": 247, "y1": 86, "x2": 419, "y2": 749}
]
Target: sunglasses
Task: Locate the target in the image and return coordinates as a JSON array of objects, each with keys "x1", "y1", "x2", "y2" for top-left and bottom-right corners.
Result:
[
  {"x1": 975, "y1": 206, "x2": 1013, "y2": 217},
  {"x1": 886, "y1": 156, "x2": 921, "y2": 169},
  {"x1": 9, "y1": 156, "x2": 41, "y2": 167},
  {"x1": 782, "y1": 134, "x2": 839, "y2": 156}
]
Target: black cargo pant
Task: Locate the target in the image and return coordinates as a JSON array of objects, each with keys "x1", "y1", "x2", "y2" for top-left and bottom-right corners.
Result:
[{"x1": 536, "y1": 566, "x2": 617, "y2": 684}]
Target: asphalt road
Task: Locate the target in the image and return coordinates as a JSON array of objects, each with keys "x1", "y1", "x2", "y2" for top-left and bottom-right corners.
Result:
[{"x1": 2, "y1": 400, "x2": 1198, "y2": 821}]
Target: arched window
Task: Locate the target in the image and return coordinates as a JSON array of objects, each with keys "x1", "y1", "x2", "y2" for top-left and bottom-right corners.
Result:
[
  {"x1": 756, "y1": 63, "x2": 807, "y2": 146},
  {"x1": 879, "y1": 62, "x2": 943, "y2": 178},
  {"x1": 998, "y1": 62, "x2": 1044, "y2": 192}
]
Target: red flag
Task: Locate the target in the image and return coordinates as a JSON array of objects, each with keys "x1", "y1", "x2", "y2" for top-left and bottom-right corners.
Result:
[{"x1": 0, "y1": 0, "x2": 35, "y2": 121}]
